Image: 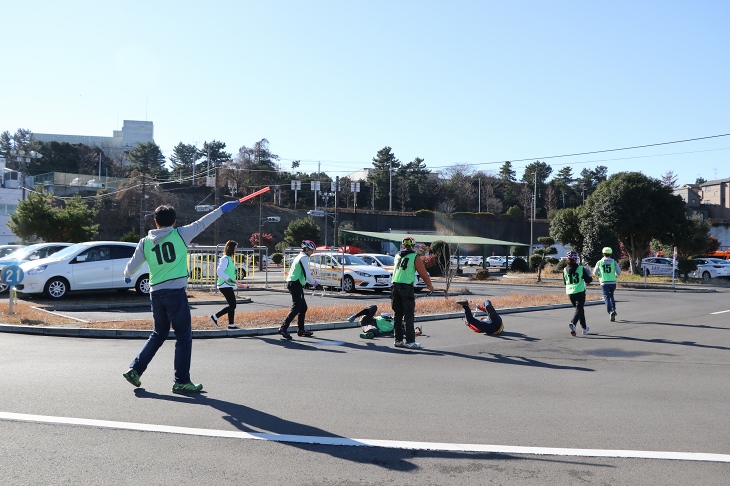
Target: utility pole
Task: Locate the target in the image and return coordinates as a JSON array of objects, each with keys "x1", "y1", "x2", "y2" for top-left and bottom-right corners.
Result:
[
  {"x1": 334, "y1": 176, "x2": 339, "y2": 247},
  {"x1": 389, "y1": 160, "x2": 392, "y2": 212},
  {"x1": 214, "y1": 164, "x2": 220, "y2": 244},
  {"x1": 139, "y1": 172, "x2": 146, "y2": 237}
]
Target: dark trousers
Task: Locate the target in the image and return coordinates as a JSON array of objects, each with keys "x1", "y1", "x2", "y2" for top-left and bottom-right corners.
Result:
[
  {"x1": 601, "y1": 283, "x2": 617, "y2": 313},
  {"x1": 463, "y1": 306, "x2": 503, "y2": 334},
  {"x1": 215, "y1": 286, "x2": 237, "y2": 325},
  {"x1": 130, "y1": 288, "x2": 192, "y2": 384},
  {"x1": 569, "y1": 291, "x2": 587, "y2": 328},
  {"x1": 283, "y1": 280, "x2": 307, "y2": 331},
  {"x1": 392, "y1": 283, "x2": 416, "y2": 343}
]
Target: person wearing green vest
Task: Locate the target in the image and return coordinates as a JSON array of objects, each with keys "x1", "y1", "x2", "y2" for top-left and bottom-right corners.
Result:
[
  {"x1": 563, "y1": 250, "x2": 593, "y2": 336},
  {"x1": 278, "y1": 240, "x2": 322, "y2": 340},
  {"x1": 122, "y1": 201, "x2": 240, "y2": 394},
  {"x1": 210, "y1": 240, "x2": 247, "y2": 330},
  {"x1": 391, "y1": 236, "x2": 434, "y2": 349},
  {"x1": 593, "y1": 246, "x2": 621, "y2": 322}
]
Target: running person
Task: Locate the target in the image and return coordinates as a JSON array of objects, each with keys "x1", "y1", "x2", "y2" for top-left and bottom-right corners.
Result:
[
  {"x1": 391, "y1": 236, "x2": 434, "y2": 349},
  {"x1": 455, "y1": 299, "x2": 503, "y2": 335},
  {"x1": 593, "y1": 246, "x2": 621, "y2": 321},
  {"x1": 278, "y1": 240, "x2": 322, "y2": 340},
  {"x1": 563, "y1": 250, "x2": 593, "y2": 336},
  {"x1": 210, "y1": 240, "x2": 247, "y2": 330}
]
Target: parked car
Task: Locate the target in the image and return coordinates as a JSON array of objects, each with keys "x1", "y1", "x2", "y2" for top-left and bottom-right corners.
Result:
[
  {"x1": 465, "y1": 256, "x2": 483, "y2": 266},
  {"x1": 640, "y1": 257, "x2": 678, "y2": 277},
  {"x1": 309, "y1": 252, "x2": 391, "y2": 292},
  {"x1": 486, "y1": 256, "x2": 507, "y2": 267},
  {"x1": 358, "y1": 253, "x2": 429, "y2": 291},
  {"x1": 688, "y1": 257, "x2": 730, "y2": 281},
  {"x1": 0, "y1": 242, "x2": 73, "y2": 293},
  {"x1": 16, "y1": 241, "x2": 150, "y2": 299},
  {"x1": 0, "y1": 244, "x2": 25, "y2": 259}
]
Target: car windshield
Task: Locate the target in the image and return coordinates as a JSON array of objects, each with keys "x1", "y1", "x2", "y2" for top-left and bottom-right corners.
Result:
[
  {"x1": 331, "y1": 254, "x2": 367, "y2": 265},
  {"x1": 43, "y1": 243, "x2": 87, "y2": 261},
  {"x1": 3, "y1": 245, "x2": 50, "y2": 260},
  {"x1": 373, "y1": 255, "x2": 394, "y2": 265},
  {"x1": 0, "y1": 247, "x2": 21, "y2": 258}
]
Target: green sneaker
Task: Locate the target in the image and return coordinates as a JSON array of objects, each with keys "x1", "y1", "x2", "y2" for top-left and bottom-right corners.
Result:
[
  {"x1": 172, "y1": 381, "x2": 203, "y2": 394},
  {"x1": 123, "y1": 368, "x2": 141, "y2": 387}
]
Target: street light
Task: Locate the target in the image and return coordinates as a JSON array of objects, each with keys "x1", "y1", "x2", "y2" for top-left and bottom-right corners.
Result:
[
  {"x1": 9, "y1": 149, "x2": 43, "y2": 200},
  {"x1": 307, "y1": 207, "x2": 336, "y2": 247}
]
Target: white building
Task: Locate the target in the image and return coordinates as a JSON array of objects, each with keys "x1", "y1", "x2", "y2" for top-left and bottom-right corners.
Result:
[
  {"x1": 0, "y1": 157, "x2": 23, "y2": 244},
  {"x1": 34, "y1": 120, "x2": 153, "y2": 151}
]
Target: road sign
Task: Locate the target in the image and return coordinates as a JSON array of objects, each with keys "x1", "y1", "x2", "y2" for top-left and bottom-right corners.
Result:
[{"x1": 2, "y1": 265, "x2": 24, "y2": 286}]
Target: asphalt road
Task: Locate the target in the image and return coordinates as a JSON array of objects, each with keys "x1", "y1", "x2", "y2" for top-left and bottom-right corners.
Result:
[{"x1": 1, "y1": 284, "x2": 729, "y2": 485}]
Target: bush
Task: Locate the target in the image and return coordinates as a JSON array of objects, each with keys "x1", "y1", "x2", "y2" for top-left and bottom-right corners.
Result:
[
  {"x1": 555, "y1": 259, "x2": 567, "y2": 273},
  {"x1": 470, "y1": 268, "x2": 490, "y2": 280},
  {"x1": 120, "y1": 230, "x2": 140, "y2": 243},
  {"x1": 510, "y1": 257, "x2": 529, "y2": 273},
  {"x1": 271, "y1": 252, "x2": 283, "y2": 265},
  {"x1": 414, "y1": 209, "x2": 435, "y2": 218}
]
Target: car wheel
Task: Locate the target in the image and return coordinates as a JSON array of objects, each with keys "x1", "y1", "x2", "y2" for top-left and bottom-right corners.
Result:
[
  {"x1": 643, "y1": 268, "x2": 650, "y2": 276},
  {"x1": 44, "y1": 277, "x2": 69, "y2": 299},
  {"x1": 342, "y1": 275, "x2": 355, "y2": 293},
  {"x1": 135, "y1": 274, "x2": 151, "y2": 295},
  {"x1": 236, "y1": 268, "x2": 247, "y2": 279},
  {"x1": 0, "y1": 282, "x2": 8, "y2": 294},
  {"x1": 702, "y1": 271, "x2": 711, "y2": 281},
  {"x1": 484, "y1": 262, "x2": 490, "y2": 267},
  {"x1": 192, "y1": 268, "x2": 202, "y2": 279}
]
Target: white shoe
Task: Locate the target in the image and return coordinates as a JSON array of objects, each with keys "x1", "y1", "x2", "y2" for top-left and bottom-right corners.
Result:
[
  {"x1": 582, "y1": 327, "x2": 590, "y2": 334},
  {"x1": 404, "y1": 342, "x2": 422, "y2": 349},
  {"x1": 394, "y1": 340, "x2": 406, "y2": 348},
  {"x1": 569, "y1": 323, "x2": 576, "y2": 336}
]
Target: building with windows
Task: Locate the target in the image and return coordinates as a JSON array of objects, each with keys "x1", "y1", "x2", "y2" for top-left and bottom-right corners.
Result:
[{"x1": 34, "y1": 120, "x2": 153, "y2": 151}]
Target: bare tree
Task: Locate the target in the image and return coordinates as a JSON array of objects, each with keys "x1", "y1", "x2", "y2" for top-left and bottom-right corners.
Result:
[
  {"x1": 396, "y1": 178, "x2": 410, "y2": 212},
  {"x1": 518, "y1": 184, "x2": 534, "y2": 220}
]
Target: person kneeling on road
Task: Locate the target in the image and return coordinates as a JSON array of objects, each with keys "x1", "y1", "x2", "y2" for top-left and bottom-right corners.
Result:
[{"x1": 348, "y1": 305, "x2": 422, "y2": 339}]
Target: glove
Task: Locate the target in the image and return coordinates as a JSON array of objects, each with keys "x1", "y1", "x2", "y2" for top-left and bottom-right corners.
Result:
[
  {"x1": 314, "y1": 282, "x2": 324, "y2": 291},
  {"x1": 220, "y1": 201, "x2": 240, "y2": 213},
  {"x1": 124, "y1": 277, "x2": 132, "y2": 284}
]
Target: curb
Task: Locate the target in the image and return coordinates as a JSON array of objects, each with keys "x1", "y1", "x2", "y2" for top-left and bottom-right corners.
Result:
[{"x1": 0, "y1": 301, "x2": 603, "y2": 339}]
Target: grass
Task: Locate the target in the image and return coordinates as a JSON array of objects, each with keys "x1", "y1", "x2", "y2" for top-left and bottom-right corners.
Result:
[{"x1": 0, "y1": 291, "x2": 600, "y2": 331}]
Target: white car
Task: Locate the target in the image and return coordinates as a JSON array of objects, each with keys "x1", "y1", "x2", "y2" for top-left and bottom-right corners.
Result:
[
  {"x1": 688, "y1": 257, "x2": 730, "y2": 281},
  {"x1": 465, "y1": 256, "x2": 483, "y2": 266},
  {"x1": 17, "y1": 241, "x2": 150, "y2": 299},
  {"x1": 0, "y1": 242, "x2": 73, "y2": 293},
  {"x1": 358, "y1": 253, "x2": 429, "y2": 291},
  {"x1": 309, "y1": 252, "x2": 391, "y2": 293},
  {"x1": 486, "y1": 256, "x2": 507, "y2": 267},
  {"x1": 640, "y1": 257, "x2": 677, "y2": 277}
]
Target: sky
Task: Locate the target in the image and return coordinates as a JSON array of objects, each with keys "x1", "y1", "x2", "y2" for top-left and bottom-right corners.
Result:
[{"x1": 2, "y1": 1, "x2": 729, "y2": 186}]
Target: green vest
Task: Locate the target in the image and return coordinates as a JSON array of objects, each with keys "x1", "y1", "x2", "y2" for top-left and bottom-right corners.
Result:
[
  {"x1": 286, "y1": 253, "x2": 307, "y2": 285},
  {"x1": 217, "y1": 255, "x2": 237, "y2": 286},
  {"x1": 564, "y1": 265, "x2": 586, "y2": 294},
  {"x1": 393, "y1": 251, "x2": 417, "y2": 285},
  {"x1": 374, "y1": 316, "x2": 394, "y2": 333},
  {"x1": 596, "y1": 259, "x2": 618, "y2": 283},
  {"x1": 143, "y1": 229, "x2": 189, "y2": 286}
]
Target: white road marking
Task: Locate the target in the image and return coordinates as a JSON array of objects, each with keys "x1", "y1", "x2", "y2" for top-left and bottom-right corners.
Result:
[
  {"x1": 1, "y1": 411, "x2": 729, "y2": 463},
  {"x1": 710, "y1": 309, "x2": 730, "y2": 315}
]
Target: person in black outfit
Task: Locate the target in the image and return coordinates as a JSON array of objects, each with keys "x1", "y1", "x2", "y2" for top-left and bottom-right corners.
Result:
[{"x1": 455, "y1": 299, "x2": 504, "y2": 335}]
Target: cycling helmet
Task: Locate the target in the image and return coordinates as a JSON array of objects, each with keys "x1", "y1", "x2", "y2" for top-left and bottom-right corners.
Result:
[
  {"x1": 566, "y1": 251, "x2": 579, "y2": 261},
  {"x1": 402, "y1": 236, "x2": 416, "y2": 248},
  {"x1": 301, "y1": 240, "x2": 316, "y2": 251},
  {"x1": 602, "y1": 247, "x2": 613, "y2": 255}
]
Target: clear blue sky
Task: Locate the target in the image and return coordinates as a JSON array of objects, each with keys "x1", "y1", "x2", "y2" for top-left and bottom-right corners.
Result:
[{"x1": 3, "y1": 0, "x2": 729, "y2": 186}]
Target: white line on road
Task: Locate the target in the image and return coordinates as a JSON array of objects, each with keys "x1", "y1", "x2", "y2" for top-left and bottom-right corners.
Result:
[
  {"x1": 710, "y1": 309, "x2": 730, "y2": 314},
  {"x1": 1, "y1": 411, "x2": 729, "y2": 463}
]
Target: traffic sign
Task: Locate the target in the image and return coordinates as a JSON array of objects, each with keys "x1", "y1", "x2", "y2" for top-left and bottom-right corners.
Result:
[{"x1": 2, "y1": 265, "x2": 24, "y2": 286}]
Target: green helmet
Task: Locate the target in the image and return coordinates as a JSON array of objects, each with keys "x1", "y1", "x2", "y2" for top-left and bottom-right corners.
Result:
[{"x1": 602, "y1": 247, "x2": 613, "y2": 255}]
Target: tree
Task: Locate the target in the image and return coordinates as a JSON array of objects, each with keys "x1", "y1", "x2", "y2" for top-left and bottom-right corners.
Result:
[
  {"x1": 7, "y1": 190, "x2": 57, "y2": 242},
  {"x1": 573, "y1": 166, "x2": 608, "y2": 202},
  {"x1": 169, "y1": 142, "x2": 200, "y2": 181},
  {"x1": 498, "y1": 161, "x2": 517, "y2": 208},
  {"x1": 55, "y1": 194, "x2": 99, "y2": 242},
  {"x1": 8, "y1": 190, "x2": 98, "y2": 242},
  {"x1": 696, "y1": 177, "x2": 707, "y2": 185},
  {"x1": 530, "y1": 236, "x2": 559, "y2": 282},
  {"x1": 549, "y1": 207, "x2": 584, "y2": 255},
  {"x1": 367, "y1": 146, "x2": 401, "y2": 211},
  {"x1": 553, "y1": 166, "x2": 575, "y2": 208},
  {"x1": 283, "y1": 217, "x2": 321, "y2": 247},
  {"x1": 442, "y1": 164, "x2": 475, "y2": 212},
  {"x1": 581, "y1": 172, "x2": 688, "y2": 274},
  {"x1": 127, "y1": 141, "x2": 168, "y2": 179},
  {"x1": 661, "y1": 171, "x2": 679, "y2": 189},
  {"x1": 249, "y1": 232, "x2": 275, "y2": 248}
]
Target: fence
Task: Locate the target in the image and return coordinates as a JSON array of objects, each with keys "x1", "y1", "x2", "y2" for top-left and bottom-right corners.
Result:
[{"x1": 187, "y1": 246, "x2": 275, "y2": 291}]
